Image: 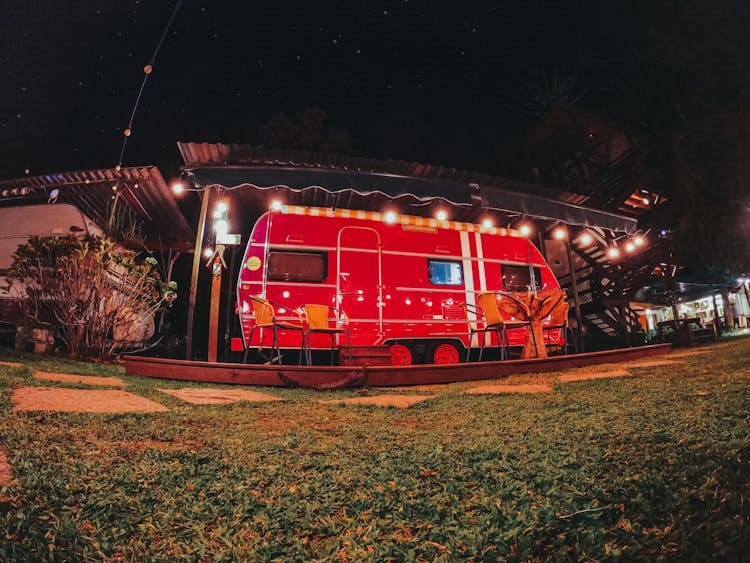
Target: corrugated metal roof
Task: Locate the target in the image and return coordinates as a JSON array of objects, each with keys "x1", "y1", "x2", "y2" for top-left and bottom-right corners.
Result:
[
  {"x1": 0, "y1": 166, "x2": 194, "y2": 250},
  {"x1": 178, "y1": 142, "x2": 636, "y2": 234}
]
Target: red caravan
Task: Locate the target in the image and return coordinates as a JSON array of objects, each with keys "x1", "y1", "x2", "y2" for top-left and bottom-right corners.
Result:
[{"x1": 237, "y1": 205, "x2": 563, "y2": 364}]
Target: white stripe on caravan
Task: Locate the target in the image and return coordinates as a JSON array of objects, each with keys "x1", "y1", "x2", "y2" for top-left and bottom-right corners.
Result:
[
  {"x1": 474, "y1": 232, "x2": 487, "y2": 291},
  {"x1": 459, "y1": 231, "x2": 475, "y2": 310},
  {"x1": 461, "y1": 231, "x2": 484, "y2": 348}
]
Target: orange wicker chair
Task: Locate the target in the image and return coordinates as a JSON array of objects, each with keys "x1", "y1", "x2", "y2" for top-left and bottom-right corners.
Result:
[
  {"x1": 244, "y1": 296, "x2": 305, "y2": 364},
  {"x1": 463, "y1": 301, "x2": 498, "y2": 362},
  {"x1": 542, "y1": 300, "x2": 570, "y2": 354},
  {"x1": 301, "y1": 304, "x2": 351, "y2": 365}
]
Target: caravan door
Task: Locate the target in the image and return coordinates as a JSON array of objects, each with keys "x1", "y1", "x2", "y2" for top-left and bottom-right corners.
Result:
[{"x1": 337, "y1": 227, "x2": 383, "y2": 345}]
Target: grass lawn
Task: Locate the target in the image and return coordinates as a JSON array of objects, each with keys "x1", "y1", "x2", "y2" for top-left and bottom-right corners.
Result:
[{"x1": 1, "y1": 338, "x2": 749, "y2": 561}]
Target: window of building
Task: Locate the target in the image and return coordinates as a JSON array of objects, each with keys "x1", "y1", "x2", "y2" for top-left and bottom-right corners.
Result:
[
  {"x1": 428, "y1": 260, "x2": 463, "y2": 286},
  {"x1": 501, "y1": 264, "x2": 542, "y2": 292},
  {"x1": 267, "y1": 250, "x2": 327, "y2": 282}
]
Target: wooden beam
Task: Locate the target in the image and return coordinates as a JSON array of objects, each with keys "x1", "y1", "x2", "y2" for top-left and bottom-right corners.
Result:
[{"x1": 185, "y1": 188, "x2": 211, "y2": 360}]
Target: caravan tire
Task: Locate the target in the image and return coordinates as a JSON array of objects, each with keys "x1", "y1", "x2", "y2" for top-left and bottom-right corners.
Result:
[
  {"x1": 388, "y1": 343, "x2": 414, "y2": 366},
  {"x1": 430, "y1": 342, "x2": 461, "y2": 364}
]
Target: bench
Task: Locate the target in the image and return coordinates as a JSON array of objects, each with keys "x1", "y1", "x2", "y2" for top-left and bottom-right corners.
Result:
[{"x1": 657, "y1": 318, "x2": 716, "y2": 347}]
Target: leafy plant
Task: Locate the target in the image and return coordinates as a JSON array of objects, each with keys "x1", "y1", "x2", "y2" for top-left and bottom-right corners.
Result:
[{"x1": 6, "y1": 235, "x2": 175, "y2": 360}]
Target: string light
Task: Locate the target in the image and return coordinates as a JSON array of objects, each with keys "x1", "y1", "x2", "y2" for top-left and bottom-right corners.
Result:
[
  {"x1": 607, "y1": 247, "x2": 620, "y2": 259},
  {"x1": 625, "y1": 241, "x2": 636, "y2": 253},
  {"x1": 384, "y1": 210, "x2": 398, "y2": 224},
  {"x1": 213, "y1": 200, "x2": 229, "y2": 218},
  {"x1": 116, "y1": 0, "x2": 183, "y2": 170},
  {"x1": 519, "y1": 223, "x2": 532, "y2": 237},
  {"x1": 481, "y1": 218, "x2": 494, "y2": 229},
  {"x1": 579, "y1": 232, "x2": 593, "y2": 245},
  {"x1": 435, "y1": 209, "x2": 448, "y2": 221},
  {"x1": 633, "y1": 235, "x2": 646, "y2": 247},
  {"x1": 270, "y1": 199, "x2": 283, "y2": 211},
  {"x1": 171, "y1": 182, "x2": 184, "y2": 194},
  {"x1": 214, "y1": 219, "x2": 228, "y2": 237},
  {"x1": 552, "y1": 226, "x2": 567, "y2": 240}
]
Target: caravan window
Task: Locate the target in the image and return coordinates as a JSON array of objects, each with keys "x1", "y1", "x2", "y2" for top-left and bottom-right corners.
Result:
[
  {"x1": 428, "y1": 260, "x2": 463, "y2": 286},
  {"x1": 267, "y1": 250, "x2": 327, "y2": 282},
  {"x1": 501, "y1": 264, "x2": 542, "y2": 292}
]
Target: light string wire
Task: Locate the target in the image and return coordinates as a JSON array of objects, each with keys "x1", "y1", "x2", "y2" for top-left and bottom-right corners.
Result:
[{"x1": 117, "y1": 0, "x2": 184, "y2": 170}]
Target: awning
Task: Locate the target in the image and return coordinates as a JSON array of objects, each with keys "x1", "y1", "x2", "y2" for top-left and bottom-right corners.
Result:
[
  {"x1": 480, "y1": 186, "x2": 637, "y2": 234},
  {"x1": 184, "y1": 166, "x2": 474, "y2": 205}
]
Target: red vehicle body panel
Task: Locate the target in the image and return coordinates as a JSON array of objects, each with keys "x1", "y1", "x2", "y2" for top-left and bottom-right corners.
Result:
[{"x1": 236, "y1": 206, "x2": 563, "y2": 362}]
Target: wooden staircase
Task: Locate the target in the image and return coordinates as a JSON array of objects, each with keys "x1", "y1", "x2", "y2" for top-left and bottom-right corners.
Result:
[
  {"x1": 340, "y1": 346, "x2": 392, "y2": 366},
  {"x1": 555, "y1": 237, "x2": 669, "y2": 347}
]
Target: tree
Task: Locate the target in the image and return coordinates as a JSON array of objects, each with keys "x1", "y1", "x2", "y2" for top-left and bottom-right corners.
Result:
[
  {"x1": 6, "y1": 235, "x2": 176, "y2": 360},
  {"x1": 258, "y1": 107, "x2": 349, "y2": 153},
  {"x1": 609, "y1": 1, "x2": 750, "y2": 283}
]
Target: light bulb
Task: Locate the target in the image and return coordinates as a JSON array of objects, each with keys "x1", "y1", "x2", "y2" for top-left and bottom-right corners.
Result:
[
  {"x1": 213, "y1": 200, "x2": 229, "y2": 217},
  {"x1": 214, "y1": 219, "x2": 228, "y2": 236}
]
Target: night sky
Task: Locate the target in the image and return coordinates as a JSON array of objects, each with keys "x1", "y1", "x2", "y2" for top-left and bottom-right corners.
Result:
[{"x1": 1, "y1": 1, "x2": 745, "y2": 183}]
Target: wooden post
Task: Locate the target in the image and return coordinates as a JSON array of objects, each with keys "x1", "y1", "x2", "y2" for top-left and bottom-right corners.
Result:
[
  {"x1": 721, "y1": 287, "x2": 733, "y2": 329},
  {"x1": 185, "y1": 188, "x2": 211, "y2": 360},
  {"x1": 208, "y1": 264, "x2": 222, "y2": 362},
  {"x1": 564, "y1": 240, "x2": 584, "y2": 352},
  {"x1": 712, "y1": 291, "x2": 722, "y2": 336}
]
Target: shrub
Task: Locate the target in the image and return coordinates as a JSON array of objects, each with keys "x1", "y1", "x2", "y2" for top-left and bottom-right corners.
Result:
[{"x1": 6, "y1": 235, "x2": 175, "y2": 360}]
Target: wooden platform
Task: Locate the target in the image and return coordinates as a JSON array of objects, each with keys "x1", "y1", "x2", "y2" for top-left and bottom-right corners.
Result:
[{"x1": 124, "y1": 344, "x2": 672, "y2": 389}]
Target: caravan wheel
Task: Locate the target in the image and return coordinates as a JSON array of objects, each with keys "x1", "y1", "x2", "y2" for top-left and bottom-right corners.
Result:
[
  {"x1": 388, "y1": 343, "x2": 413, "y2": 366},
  {"x1": 431, "y1": 342, "x2": 461, "y2": 364}
]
